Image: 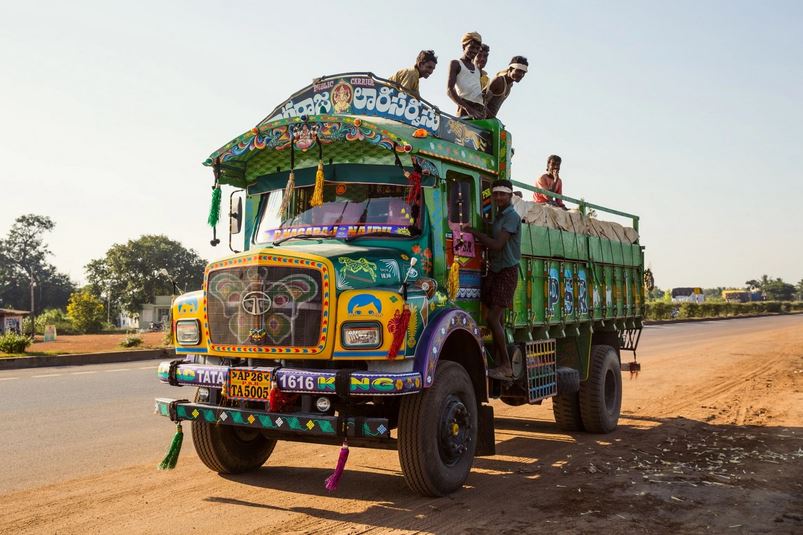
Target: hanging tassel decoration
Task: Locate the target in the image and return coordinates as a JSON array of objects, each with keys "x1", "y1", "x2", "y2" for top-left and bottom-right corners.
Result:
[
  {"x1": 278, "y1": 128, "x2": 296, "y2": 218},
  {"x1": 447, "y1": 259, "x2": 460, "y2": 301},
  {"x1": 310, "y1": 161, "x2": 325, "y2": 207},
  {"x1": 387, "y1": 306, "x2": 411, "y2": 359},
  {"x1": 324, "y1": 440, "x2": 350, "y2": 492},
  {"x1": 404, "y1": 169, "x2": 422, "y2": 207},
  {"x1": 208, "y1": 186, "x2": 221, "y2": 228},
  {"x1": 310, "y1": 134, "x2": 325, "y2": 207},
  {"x1": 268, "y1": 377, "x2": 298, "y2": 413},
  {"x1": 157, "y1": 422, "x2": 184, "y2": 471}
]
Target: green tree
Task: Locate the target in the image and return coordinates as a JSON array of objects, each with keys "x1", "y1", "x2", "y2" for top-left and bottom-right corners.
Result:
[
  {"x1": 85, "y1": 235, "x2": 206, "y2": 314},
  {"x1": 797, "y1": 279, "x2": 803, "y2": 301},
  {"x1": 762, "y1": 278, "x2": 795, "y2": 301},
  {"x1": 66, "y1": 289, "x2": 106, "y2": 334},
  {"x1": 0, "y1": 214, "x2": 75, "y2": 311}
]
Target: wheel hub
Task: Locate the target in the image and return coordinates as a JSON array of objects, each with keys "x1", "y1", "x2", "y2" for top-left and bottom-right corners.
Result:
[{"x1": 438, "y1": 395, "x2": 472, "y2": 466}]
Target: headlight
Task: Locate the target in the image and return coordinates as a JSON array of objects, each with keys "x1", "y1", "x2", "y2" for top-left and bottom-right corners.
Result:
[
  {"x1": 176, "y1": 320, "x2": 200, "y2": 345},
  {"x1": 341, "y1": 322, "x2": 382, "y2": 349}
]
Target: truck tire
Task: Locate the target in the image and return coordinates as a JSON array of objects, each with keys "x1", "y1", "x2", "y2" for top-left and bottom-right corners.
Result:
[
  {"x1": 552, "y1": 368, "x2": 583, "y2": 431},
  {"x1": 398, "y1": 360, "x2": 478, "y2": 496},
  {"x1": 191, "y1": 390, "x2": 277, "y2": 474},
  {"x1": 579, "y1": 345, "x2": 622, "y2": 433}
]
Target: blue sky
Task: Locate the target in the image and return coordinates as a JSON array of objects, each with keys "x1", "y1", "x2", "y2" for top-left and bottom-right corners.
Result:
[{"x1": 1, "y1": 0, "x2": 801, "y2": 289}]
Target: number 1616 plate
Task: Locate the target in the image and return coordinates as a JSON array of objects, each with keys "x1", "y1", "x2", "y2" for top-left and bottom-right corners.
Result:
[{"x1": 227, "y1": 368, "x2": 272, "y2": 401}]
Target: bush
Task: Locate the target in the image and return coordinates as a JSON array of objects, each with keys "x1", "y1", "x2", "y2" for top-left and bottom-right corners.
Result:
[
  {"x1": 0, "y1": 332, "x2": 33, "y2": 353},
  {"x1": 67, "y1": 289, "x2": 106, "y2": 334},
  {"x1": 119, "y1": 335, "x2": 143, "y2": 348},
  {"x1": 643, "y1": 300, "x2": 803, "y2": 320}
]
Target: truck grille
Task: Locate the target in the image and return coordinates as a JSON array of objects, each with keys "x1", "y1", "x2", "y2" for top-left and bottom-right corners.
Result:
[{"x1": 206, "y1": 265, "x2": 323, "y2": 348}]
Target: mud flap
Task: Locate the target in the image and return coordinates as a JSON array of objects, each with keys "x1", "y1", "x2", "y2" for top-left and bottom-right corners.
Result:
[{"x1": 475, "y1": 404, "x2": 496, "y2": 457}]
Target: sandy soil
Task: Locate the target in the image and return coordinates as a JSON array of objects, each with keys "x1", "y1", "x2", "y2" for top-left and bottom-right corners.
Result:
[
  {"x1": 26, "y1": 332, "x2": 167, "y2": 354},
  {"x1": 1, "y1": 319, "x2": 802, "y2": 534}
]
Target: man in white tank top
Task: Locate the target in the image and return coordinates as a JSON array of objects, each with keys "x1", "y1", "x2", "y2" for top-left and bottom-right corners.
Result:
[{"x1": 447, "y1": 32, "x2": 487, "y2": 119}]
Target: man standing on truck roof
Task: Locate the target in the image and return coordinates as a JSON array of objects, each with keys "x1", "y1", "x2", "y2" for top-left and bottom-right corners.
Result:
[
  {"x1": 388, "y1": 50, "x2": 438, "y2": 101},
  {"x1": 484, "y1": 56, "x2": 529, "y2": 119},
  {"x1": 447, "y1": 32, "x2": 486, "y2": 119},
  {"x1": 533, "y1": 154, "x2": 567, "y2": 209},
  {"x1": 475, "y1": 44, "x2": 491, "y2": 91},
  {"x1": 466, "y1": 179, "x2": 521, "y2": 381}
]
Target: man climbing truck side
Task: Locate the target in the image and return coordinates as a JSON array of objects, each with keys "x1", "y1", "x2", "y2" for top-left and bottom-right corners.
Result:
[{"x1": 154, "y1": 72, "x2": 645, "y2": 497}]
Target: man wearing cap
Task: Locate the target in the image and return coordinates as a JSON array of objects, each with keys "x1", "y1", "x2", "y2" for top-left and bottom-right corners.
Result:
[
  {"x1": 465, "y1": 179, "x2": 521, "y2": 380},
  {"x1": 447, "y1": 32, "x2": 486, "y2": 119},
  {"x1": 388, "y1": 50, "x2": 438, "y2": 101},
  {"x1": 484, "y1": 56, "x2": 529, "y2": 119}
]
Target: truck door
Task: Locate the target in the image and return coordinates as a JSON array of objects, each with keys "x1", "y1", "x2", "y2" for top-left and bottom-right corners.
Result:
[{"x1": 446, "y1": 171, "x2": 483, "y2": 308}]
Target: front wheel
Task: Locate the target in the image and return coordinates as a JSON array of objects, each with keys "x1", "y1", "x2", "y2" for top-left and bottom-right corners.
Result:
[
  {"x1": 579, "y1": 345, "x2": 622, "y2": 433},
  {"x1": 398, "y1": 360, "x2": 478, "y2": 496},
  {"x1": 192, "y1": 419, "x2": 277, "y2": 474}
]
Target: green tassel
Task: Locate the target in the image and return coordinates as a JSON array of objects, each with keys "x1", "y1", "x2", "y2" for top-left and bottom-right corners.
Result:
[
  {"x1": 208, "y1": 186, "x2": 221, "y2": 227},
  {"x1": 158, "y1": 422, "x2": 184, "y2": 470}
]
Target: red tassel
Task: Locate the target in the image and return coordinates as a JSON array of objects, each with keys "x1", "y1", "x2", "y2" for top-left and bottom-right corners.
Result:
[
  {"x1": 324, "y1": 440, "x2": 350, "y2": 492},
  {"x1": 387, "y1": 307, "x2": 411, "y2": 360},
  {"x1": 404, "y1": 170, "x2": 422, "y2": 206},
  {"x1": 268, "y1": 382, "x2": 297, "y2": 413}
]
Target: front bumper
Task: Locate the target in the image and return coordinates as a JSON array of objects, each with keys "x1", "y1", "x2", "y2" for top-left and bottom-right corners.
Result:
[{"x1": 154, "y1": 398, "x2": 390, "y2": 439}]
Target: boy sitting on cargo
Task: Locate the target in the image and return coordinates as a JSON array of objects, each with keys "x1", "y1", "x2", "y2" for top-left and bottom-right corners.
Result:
[
  {"x1": 465, "y1": 179, "x2": 521, "y2": 381},
  {"x1": 533, "y1": 154, "x2": 567, "y2": 209}
]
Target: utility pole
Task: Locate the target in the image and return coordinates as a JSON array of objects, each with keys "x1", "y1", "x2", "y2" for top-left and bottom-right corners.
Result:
[{"x1": 29, "y1": 270, "x2": 37, "y2": 339}]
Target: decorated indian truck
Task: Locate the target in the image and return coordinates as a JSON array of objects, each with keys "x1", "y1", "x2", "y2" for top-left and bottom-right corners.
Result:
[{"x1": 155, "y1": 72, "x2": 645, "y2": 496}]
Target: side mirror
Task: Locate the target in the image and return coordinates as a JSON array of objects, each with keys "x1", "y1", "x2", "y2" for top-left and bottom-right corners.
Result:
[{"x1": 230, "y1": 196, "x2": 243, "y2": 235}]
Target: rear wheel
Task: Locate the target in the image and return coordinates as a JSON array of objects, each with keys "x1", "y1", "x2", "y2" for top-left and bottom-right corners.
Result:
[
  {"x1": 579, "y1": 345, "x2": 622, "y2": 433},
  {"x1": 398, "y1": 360, "x2": 478, "y2": 496}
]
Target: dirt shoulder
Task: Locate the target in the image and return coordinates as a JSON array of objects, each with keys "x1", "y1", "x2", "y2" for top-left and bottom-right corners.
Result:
[
  {"x1": 1, "y1": 332, "x2": 168, "y2": 358},
  {"x1": 1, "y1": 318, "x2": 801, "y2": 534}
]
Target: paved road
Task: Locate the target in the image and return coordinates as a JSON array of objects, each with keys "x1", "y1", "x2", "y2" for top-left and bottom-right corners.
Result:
[{"x1": 1, "y1": 314, "x2": 800, "y2": 494}]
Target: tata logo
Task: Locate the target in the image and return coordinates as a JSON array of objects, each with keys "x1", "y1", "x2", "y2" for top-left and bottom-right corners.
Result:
[{"x1": 242, "y1": 291, "x2": 272, "y2": 316}]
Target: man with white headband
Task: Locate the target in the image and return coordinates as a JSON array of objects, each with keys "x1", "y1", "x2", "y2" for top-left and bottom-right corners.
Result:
[
  {"x1": 465, "y1": 179, "x2": 521, "y2": 381},
  {"x1": 484, "y1": 56, "x2": 529, "y2": 119}
]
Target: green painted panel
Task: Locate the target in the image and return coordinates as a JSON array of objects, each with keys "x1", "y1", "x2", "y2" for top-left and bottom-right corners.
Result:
[
  {"x1": 562, "y1": 232, "x2": 579, "y2": 260},
  {"x1": 532, "y1": 258, "x2": 546, "y2": 324},
  {"x1": 631, "y1": 244, "x2": 642, "y2": 267},
  {"x1": 547, "y1": 261, "x2": 561, "y2": 324},
  {"x1": 622, "y1": 242, "x2": 633, "y2": 265},
  {"x1": 520, "y1": 225, "x2": 533, "y2": 256},
  {"x1": 512, "y1": 263, "x2": 528, "y2": 327},
  {"x1": 612, "y1": 241, "x2": 624, "y2": 265},
  {"x1": 601, "y1": 239, "x2": 613, "y2": 263},
  {"x1": 614, "y1": 266, "x2": 625, "y2": 317},
  {"x1": 532, "y1": 226, "x2": 550, "y2": 256},
  {"x1": 548, "y1": 229, "x2": 565, "y2": 257},
  {"x1": 604, "y1": 265, "x2": 614, "y2": 318},
  {"x1": 589, "y1": 236, "x2": 603, "y2": 263},
  {"x1": 576, "y1": 234, "x2": 589, "y2": 260}
]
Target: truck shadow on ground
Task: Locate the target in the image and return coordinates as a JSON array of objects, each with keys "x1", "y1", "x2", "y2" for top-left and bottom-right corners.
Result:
[{"x1": 208, "y1": 415, "x2": 803, "y2": 533}]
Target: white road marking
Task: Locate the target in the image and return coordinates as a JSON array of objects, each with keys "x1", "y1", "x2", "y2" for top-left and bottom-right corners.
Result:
[
  {"x1": 139, "y1": 366, "x2": 158, "y2": 370},
  {"x1": 0, "y1": 377, "x2": 20, "y2": 381},
  {"x1": 70, "y1": 371, "x2": 97, "y2": 375},
  {"x1": 104, "y1": 368, "x2": 131, "y2": 373},
  {"x1": 32, "y1": 374, "x2": 62, "y2": 378}
]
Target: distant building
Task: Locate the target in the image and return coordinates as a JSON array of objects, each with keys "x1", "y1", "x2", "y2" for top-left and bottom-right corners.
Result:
[
  {"x1": 138, "y1": 295, "x2": 172, "y2": 330},
  {"x1": 0, "y1": 308, "x2": 29, "y2": 334}
]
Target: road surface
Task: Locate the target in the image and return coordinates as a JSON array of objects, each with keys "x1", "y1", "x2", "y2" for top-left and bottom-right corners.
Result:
[{"x1": 1, "y1": 315, "x2": 802, "y2": 533}]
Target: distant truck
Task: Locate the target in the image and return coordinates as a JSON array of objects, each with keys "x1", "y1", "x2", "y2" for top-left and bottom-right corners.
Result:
[
  {"x1": 155, "y1": 72, "x2": 646, "y2": 496},
  {"x1": 671, "y1": 287, "x2": 704, "y2": 304}
]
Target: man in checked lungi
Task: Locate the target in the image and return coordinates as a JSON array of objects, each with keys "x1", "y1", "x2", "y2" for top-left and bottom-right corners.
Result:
[{"x1": 466, "y1": 179, "x2": 521, "y2": 381}]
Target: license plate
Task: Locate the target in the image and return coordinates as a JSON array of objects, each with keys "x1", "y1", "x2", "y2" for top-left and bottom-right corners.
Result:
[{"x1": 227, "y1": 368, "x2": 272, "y2": 401}]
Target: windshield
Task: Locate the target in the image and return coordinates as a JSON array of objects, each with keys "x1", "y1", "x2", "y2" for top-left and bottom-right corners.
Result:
[{"x1": 256, "y1": 183, "x2": 418, "y2": 244}]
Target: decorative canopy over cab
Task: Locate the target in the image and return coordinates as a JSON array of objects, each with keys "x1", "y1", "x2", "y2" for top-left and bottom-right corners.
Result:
[{"x1": 204, "y1": 73, "x2": 506, "y2": 188}]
